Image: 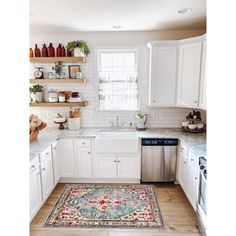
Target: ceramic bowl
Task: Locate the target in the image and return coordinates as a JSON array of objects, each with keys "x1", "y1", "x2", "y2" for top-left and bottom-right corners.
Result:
[
  {"x1": 188, "y1": 124, "x2": 197, "y2": 130},
  {"x1": 182, "y1": 121, "x2": 189, "y2": 127},
  {"x1": 196, "y1": 123, "x2": 204, "y2": 129}
]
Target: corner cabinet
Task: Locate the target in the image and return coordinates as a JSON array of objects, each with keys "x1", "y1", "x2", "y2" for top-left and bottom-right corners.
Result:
[
  {"x1": 147, "y1": 34, "x2": 206, "y2": 110},
  {"x1": 147, "y1": 42, "x2": 178, "y2": 107}
]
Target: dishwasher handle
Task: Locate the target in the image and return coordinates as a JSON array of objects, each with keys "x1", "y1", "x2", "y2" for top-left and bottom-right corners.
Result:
[{"x1": 142, "y1": 138, "x2": 178, "y2": 146}]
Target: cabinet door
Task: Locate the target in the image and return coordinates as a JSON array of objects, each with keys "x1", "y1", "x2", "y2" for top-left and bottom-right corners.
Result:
[
  {"x1": 117, "y1": 156, "x2": 140, "y2": 179},
  {"x1": 41, "y1": 155, "x2": 54, "y2": 201},
  {"x1": 30, "y1": 160, "x2": 42, "y2": 221},
  {"x1": 75, "y1": 147, "x2": 92, "y2": 178},
  {"x1": 198, "y1": 40, "x2": 206, "y2": 110},
  {"x1": 94, "y1": 156, "x2": 117, "y2": 178},
  {"x1": 177, "y1": 42, "x2": 202, "y2": 107},
  {"x1": 149, "y1": 45, "x2": 177, "y2": 107},
  {"x1": 187, "y1": 151, "x2": 199, "y2": 211},
  {"x1": 57, "y1": 139, "x2": 75, "y2": 178},
  {"x1": 178, "y1": 146, "x2": 188, "y2": 193},
  {"x1": 52, "y1": 141, "x2": 60, "y2": 184}
]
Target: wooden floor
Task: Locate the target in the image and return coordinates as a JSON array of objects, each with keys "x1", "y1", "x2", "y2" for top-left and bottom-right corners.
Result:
[{"x1": 30, "y1": 184, "x2": 200, "y2": 236}]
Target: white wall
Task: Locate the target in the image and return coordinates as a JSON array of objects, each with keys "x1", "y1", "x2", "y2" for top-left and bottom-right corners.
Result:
[{"x1": 30, "y1": 30, "x2": 206, "y2": 128}]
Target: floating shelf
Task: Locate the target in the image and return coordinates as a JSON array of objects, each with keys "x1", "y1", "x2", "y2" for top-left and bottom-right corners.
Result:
[
  {"x1": 30, "y1": 57, "x2": 86, "y2": 63},
  {"x1": 30, "y1": 101, "x2": 87, "y2": 107},
  {"x1": 29, "y1": 78, "x2": 87, "y2": 84}
]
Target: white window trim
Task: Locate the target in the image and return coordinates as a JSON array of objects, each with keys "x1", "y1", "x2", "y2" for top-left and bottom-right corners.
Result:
[{"x1": 95, "y1": 46, "x2": 141, "y2": 111}]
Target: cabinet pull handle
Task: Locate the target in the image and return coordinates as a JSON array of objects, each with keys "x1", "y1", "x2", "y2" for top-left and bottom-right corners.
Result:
[
  {"x1": 117, "y1": 160, "x2": 120, "y2": 163},
  {"x1": 45, "y1": 152, "x2": 49, "y2": 156},
  {"x1": 88, "y1": 152, "x2": 91, "y2": 154},
  {"x1": 183, "y1": 161, "x2": 186, "y2": 164},
  {"x1": 82, "y1": 142, "x2": 85, "y2": 145},
  {"x1": 195, "y1": 177, "x2": 198, "y2": 180},
  {"x1": 114, "y1": 160, "x2": 117, "y2": 163},
  {"x1": 42, "y1": 168, "x2": 46, "y2": 171}
]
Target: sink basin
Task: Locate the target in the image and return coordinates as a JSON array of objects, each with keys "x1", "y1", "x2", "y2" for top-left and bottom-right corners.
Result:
[{"x1": 95, "y1": 131, "x2": 139, "y2": 153}]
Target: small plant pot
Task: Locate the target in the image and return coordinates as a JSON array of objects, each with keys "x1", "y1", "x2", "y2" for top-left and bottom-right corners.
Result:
[
  {"x1": 135, "y1": 118, "x2": 146, "y2": 129},
  {"x1": 68, "y1": 118, "x2": 80, "y2": 130},
  {"x1": 30, "y1": 92, "x2": 43, "y2": 103},
  {"x1": 73, "y1": 47, "x2": 85, "y2": 57}
]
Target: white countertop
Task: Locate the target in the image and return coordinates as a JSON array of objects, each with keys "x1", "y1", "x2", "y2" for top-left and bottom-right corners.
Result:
[{"x1": 30, "y1": 127, "x2": 206, "y2": 159}]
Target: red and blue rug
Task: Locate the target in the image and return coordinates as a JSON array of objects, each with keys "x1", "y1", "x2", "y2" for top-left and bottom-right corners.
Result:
[{"x1": 44, "y1": 184, "x2": 163, "y2": 228}]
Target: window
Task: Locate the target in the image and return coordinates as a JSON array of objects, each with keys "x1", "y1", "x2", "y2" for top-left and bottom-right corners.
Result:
[{"x1": 97, "y1": 48, "x2": 139, "y2": 110}]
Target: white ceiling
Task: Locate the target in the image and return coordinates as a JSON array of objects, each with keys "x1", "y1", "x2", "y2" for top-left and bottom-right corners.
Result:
[{"x1": 30, "y1": 0, "x2": 206, "y2": 32}]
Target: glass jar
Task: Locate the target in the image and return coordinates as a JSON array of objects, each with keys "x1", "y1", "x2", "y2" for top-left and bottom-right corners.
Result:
[
  {"x1": 48, "y1": 91, "x2": 58, "y2": 102},
  {"x1": 58, "y1": 92, "x2": 65, "y2": 102}
]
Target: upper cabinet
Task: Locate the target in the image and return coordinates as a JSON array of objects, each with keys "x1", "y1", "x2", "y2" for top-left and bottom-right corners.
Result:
[
  {"x1": 147, "y1": 42, "x2": 178, "y2": 107},
  {"x1": 147, "y1": 34, "x2": 206, "y2": 110}
]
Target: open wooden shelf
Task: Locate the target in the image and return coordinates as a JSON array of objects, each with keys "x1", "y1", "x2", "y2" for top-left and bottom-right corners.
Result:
[
  {"x1": 30, "y1": 57, "x2": 86, "y2": 63},
  {"x1": 30, "y1": 101, "x2": 87, "y2": 107},
  {"x1": 29, "y1": 78, "x2": 87, "y2": 84}
]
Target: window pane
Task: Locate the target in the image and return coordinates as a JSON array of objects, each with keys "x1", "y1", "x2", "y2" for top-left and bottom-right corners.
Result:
[{"x1": 98, "y1": 49, "x2": 138, "y2": 110}]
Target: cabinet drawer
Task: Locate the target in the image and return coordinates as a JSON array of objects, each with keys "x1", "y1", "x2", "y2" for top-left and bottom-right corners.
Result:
[
  {"x1": 29, "y1": 157, "x2": 39, "y2": 173},
  {"x1": 75, "y1": 139, "x2": 91, "y2": 148},
  {"x1": 40, "y1": 145, "x2": 52, "y2": 163},
  {"x1": 179, "y1": 142, "x2": 188, "y2": 156}
]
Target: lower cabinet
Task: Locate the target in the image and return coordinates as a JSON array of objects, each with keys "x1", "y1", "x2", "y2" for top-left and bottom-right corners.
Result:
[
  {"x1": 52, "y1": 141, "x2": 60, "y2": 184},
  {"x1": 94, "y1": 155, "x2": 140, "y2": 179},
  {"x1": 29, "y1": 157, "x2": 42, "y2": 221},
  {"x1": 40, "y1": 147, "x2": 54, "y2": 201},
  {"x1": 177, "y1": 142, "x2": 199, "y2": 211}
]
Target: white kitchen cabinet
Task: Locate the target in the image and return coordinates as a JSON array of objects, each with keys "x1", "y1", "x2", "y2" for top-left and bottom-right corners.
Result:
[
  {"x1": 52, "y1": 141, "x2": 60, "y2": 184},
  {"x1": 40, "y1": 151, "x2": 54, "y2": 201},
  {"x1": 57, "y1": 139, "x2": 75, "y2": 178},
  {"x1": 198, "y1": 39, "x2": 206, "y2": 110},
  {"x1": 75, "y1": 148, "x2": 92, "y2": 178},
  {"x1": 186, "y1": 150, "x2": 199, "y2": 211},
  {"x1": 147, "y1": 42, "x2": 178, "y2": 107},
  {"x1": 30, "y1": 157, "x2": 42, "y2": 221},
  {"x1": 117, "y1": 156, "x2": 140, "y2": 179},
  {"x1": 177, "y1": 40, "x2": 202, "y2": 107},
  {"x1": 94, "y1": 156, "x2": 117, "y2": 178},
  {"x1": 178, "y1": 143, "x2": 188, "y2": 192}
]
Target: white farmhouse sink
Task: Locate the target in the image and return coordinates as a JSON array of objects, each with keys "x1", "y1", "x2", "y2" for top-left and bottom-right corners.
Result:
[{"x1": 95, "y1": 131, "x2": 139, "y2": 153}]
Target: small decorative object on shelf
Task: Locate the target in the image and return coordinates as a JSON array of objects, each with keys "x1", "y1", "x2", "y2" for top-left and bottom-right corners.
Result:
[
  {"x1": 29, "y1": 48, "x2": 34, "y2": 57},
  {"x1": 34, "y1": 67, "x2": 44, "y2": 79},
  {"x1": 56, "y1": 43, "x2": 63, "y2": 57},
  {"x1": 34, "y1": 44, "x2": 41, "y2": 57},
  {"x1": 52, "y1": 61, "x2": 64, "y2": 79},
  {"x1": 54, "y1": 113, "x2": 67, "y2": 129},
  {"x1": 42, "y1": 43, "x2": 48, "y2": 57},
  {"x1": 29, "y1": 84, "x2": 44, "y2": 103},
  {"x1": 29, "y1": 114, "x2": 47, "y2": 142},
  {"x1": 135, "y1": 112, "x2": 148, "y2": 131},
  {"x1": 47, "y1": 72, "x2": 54, "y2": 79},
  {"x1": 69, "y1": 65, "x2": 81, "y2": 79},
  {"x1": 48, "y1": 42, "x2": 55, "y2": 57},
  {"x1": 48, "y1": 90, "x2": 58, "y2": 102},
  {"x1": 68, "y1": 108, "x2": 81, "y2": 129},
  {"x1": 62, "y1": 46, "x2": 66, "y2": 57},
  {"x1": 66, "y1": 40, "x2": 90, "y2": 57},
  {"x1": 182, "y1": 109, "x2": 205, "y2": 133}
]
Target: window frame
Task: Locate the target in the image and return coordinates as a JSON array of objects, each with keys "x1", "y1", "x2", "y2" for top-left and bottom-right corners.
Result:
[{"x1": 95, "y1": 47, "x2": 141, "y2": 111}]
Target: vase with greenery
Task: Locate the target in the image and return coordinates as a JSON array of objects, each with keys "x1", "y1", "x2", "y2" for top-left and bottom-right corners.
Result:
[
  {"x1": 29, "y1": 84, "x2": 44, "y2": 103},
  {"x1": 66, "y1": 40, "x2": 90, "y2": 57},
  {"x1": 52, "y1": 62, "x2": 63, "y2": 79},
  {"x1": 135, "y1": 112, "x2": 148, "y2": 130}
]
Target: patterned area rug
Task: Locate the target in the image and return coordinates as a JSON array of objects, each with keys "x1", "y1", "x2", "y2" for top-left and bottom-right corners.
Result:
[{"x1": 44, "y1": 184, "x2": 163, "y2": 228}]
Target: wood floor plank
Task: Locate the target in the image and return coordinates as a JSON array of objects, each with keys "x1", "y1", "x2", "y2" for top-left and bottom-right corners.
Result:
[{"x1": 30, "y1": 184, "x2": 200, "y2": 236}]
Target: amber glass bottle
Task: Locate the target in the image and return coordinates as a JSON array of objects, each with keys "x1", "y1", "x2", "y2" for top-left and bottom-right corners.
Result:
[
  {"x1": 42, "y1": 43, "x2": 48, "y2": 57},
  {"x1": 62, "y1": 46, "x2": 66, "y2": 57},
  {"x1": 56, "y1": 43, "x2": 62, "y2": 57},
  {"x1": 48, "y1": 43, "x2": 55, "y2": 57},
  {"x1": 67, "y1": 49, "x2": 72, "y2": 57},
  {"x1": 29, "y1": 48, "x2": 34, "y2": 57},
  {"x1": 34, "y1": 44, "x2": 41, "y2": 57}
]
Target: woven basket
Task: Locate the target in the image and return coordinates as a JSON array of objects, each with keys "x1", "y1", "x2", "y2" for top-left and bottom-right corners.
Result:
[{"x1": 30, "y1": 130, "x2": 39, "y2": 143}]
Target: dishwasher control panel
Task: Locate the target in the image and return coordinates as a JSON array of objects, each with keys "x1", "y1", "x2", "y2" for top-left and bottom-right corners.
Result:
[{"x1": 142, "y1": 138, "x2": 178, "y2": 146}]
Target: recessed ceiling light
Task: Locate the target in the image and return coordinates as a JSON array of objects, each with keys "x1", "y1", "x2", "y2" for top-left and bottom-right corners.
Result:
[
  {"x1": 177, "y1": 8, "x2": 192, "y2": 14},
  {"x1": 112, "y1": 25, "x2": 121, "y2": 29}
]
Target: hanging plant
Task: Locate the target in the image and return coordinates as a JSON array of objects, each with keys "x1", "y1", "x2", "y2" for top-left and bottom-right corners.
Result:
[{"x1": 66, "y1": 40, "x2": 90, "y2": 56}]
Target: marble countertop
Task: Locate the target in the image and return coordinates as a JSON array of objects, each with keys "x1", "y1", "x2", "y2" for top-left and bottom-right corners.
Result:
[{"x1": 30, "y1": 127, "x2": 206, "y2": 159}]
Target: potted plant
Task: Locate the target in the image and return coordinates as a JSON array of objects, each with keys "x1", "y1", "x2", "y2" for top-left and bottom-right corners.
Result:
[
  {"x1": 135, "y1": 112, "x2": 148, "y2": 130},
  {"x1": 52, "y1": 62, "x2": 64, "y2": 79},
  {"x1": 66, "y1": 40, "x2": 90, "y2": 57},
  {"x1": 29, "y1": 84, "x2": 43, "y2": 103}
]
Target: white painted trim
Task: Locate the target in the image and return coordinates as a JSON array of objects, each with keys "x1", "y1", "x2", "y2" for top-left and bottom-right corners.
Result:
[{"x1": 59, "y1": 178, "x2": 140, "y2": 184}]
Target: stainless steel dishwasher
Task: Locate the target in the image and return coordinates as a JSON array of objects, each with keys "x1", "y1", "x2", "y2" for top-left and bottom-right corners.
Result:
[{"x1": 141, "y1": 138, "x2": 178, "y2": 182}]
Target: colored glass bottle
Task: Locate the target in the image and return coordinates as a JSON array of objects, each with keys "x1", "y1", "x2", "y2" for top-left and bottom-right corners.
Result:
[
  {"x1": 48, "y1": 43, "x2": 55, "y2": 57},
  {"x1": 42, "y1": 43, "x2": 48, "y2": 57},
  {"x1": 34, "y1": 44, "x2": 41, "y2": 57},
  {"x1": 61, "y1": 46, "x2": 66, "y2": 57},
  {"x1": 66, "y1": 49, "x2": 72, "y2": 57},
  {"x1": 29, "y1": 48, "x2": 34, "y2": 57},
  {"x1": 56, "y1": 43, "x2": 63, "y2": 57}
]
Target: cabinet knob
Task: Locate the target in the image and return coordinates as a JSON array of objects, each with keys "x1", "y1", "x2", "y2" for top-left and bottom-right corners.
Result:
[
  {"x1": 42, "y1": 168, "x2": 46, "y2": 171},
  {"x1": 82, "y1": 142, "x2": 85, "y2": 145},
  {"x1": 183, "y1": 161, "x2": 186, "y2": 164},
  {"x1": 88, "y1": 152, "x2": 91, "y2": 154},
  {"x1": 190, "y1": 158, "x2": 194, "y2": 161},
  {"x1": 31, "y1": 165, "x2": 35, "y2": 169},
  {"x1": 45, "y1": 152, "x2": 49, "y2": 156},
  {"x1": 195, "y1": 177, "x2": 198, "y2": 180},
  {"x1": 194, "y1": 101, "x2": 198, "y2": 104},
  {"x1": 117, "y1": 160, "x2": 120, "y2": 163},
  {"x1": 114, "y1": 160, "x2": 117, "y2": 163},
  {"x1": 53, "y1": 147, "x2": 56, "y2": 150},
  {"x1": 153, "y1": 100, "x2": 156, "y2": 103}
]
